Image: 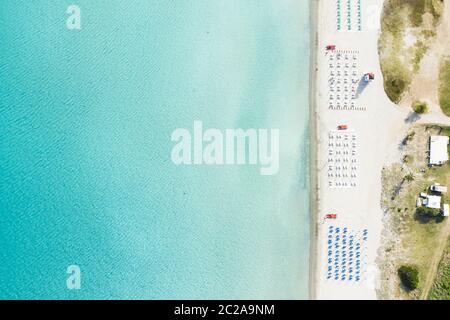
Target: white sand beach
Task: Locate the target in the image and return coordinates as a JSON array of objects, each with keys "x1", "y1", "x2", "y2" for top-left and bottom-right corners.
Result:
[{"x1": 313, "y1": 0, "x2": 411, "y2": 299}]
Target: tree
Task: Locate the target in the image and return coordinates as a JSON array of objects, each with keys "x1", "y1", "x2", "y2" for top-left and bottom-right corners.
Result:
[
  {"x1": 398, "y1": 265, "x2": 419, "y2": 291},
  {"x1": 417, "y1": 206, "x2": 440, "y2": 217},
  {"x1": 404, "y1": 173, "x2": 415, "y2": 182}
]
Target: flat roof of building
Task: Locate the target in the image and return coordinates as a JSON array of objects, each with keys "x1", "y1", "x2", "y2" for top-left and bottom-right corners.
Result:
[
  {"x1": 429, "y1": 135, "x2": 449, "y2": 165},
  {"x1": 426, "y1": 195, "x2": 442, "y2": 209}
]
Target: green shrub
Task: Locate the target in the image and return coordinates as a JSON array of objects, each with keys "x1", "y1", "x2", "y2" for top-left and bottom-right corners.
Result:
[
  {"x1": 412, "y1": 100, "x2": 428, "y2": 114},
  {"x1": 385, "y1": 75, "x2": 409, "y2": 103},
  {"x1": 398, "y1": 265, "x2": 419, "y2": 291},
  {"x1": 417, "y1": 206, "x2": 440, "y2": 217}
]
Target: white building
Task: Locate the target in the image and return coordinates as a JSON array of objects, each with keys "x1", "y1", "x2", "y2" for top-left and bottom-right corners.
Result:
[
  {"x1": 424, "y1": 195, "x2": 441, "y2": 209},
  {"x1": 429, "y1": 135, "x2": 449, "y2": 166},
  {"x1": 443, "y1": 204, "x2": 449, "y2": 217}
]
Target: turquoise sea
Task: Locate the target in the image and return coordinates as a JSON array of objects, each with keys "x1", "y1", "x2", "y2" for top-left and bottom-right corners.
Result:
[{"x1": 0, "y1": 1, "x2": 311, "y2": 299}]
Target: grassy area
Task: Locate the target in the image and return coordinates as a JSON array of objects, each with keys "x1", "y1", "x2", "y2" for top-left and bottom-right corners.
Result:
[
  {"x1": 439, "y1": 59, "x2": 450, "y2": 116},
  {"x1": 429, "y1": 238, "x2": 450, "y2": 300},
  {"x1": 406, "y1": 0, "x2": 443, "y2": 27},
  {"x1": 379, "y1": 0, "x2": 443, "y2": 103},
  {"x1": 379, "y1": 125, "x2": 450, "y2": 299},
  {"x1": 381, "y1": 164, "x2": 448, "y2": 298},
  {"x1": 382, "y1": 58, "x2": 412, "y2": 103},
  {"x1": 379, "y1": 3, "x2": 408, "y2": 103}
]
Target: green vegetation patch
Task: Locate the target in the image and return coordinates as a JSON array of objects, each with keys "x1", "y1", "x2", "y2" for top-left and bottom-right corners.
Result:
[
  {"x1": 413, "y1": 41, "x2": 428, "y2": 72},
  {"x1": 416, "y1": 206, "x2": 441, "y2": 218},
  {"x1": 399, "y1": 265, "x2": 420, "y2": 291},
  {"x1": 379, "y1": 0, "x2": 443, "y2": 104},
  {"x1": 412, "y1": 100, "x2": 428, "y2": 114},
  {"x1": 429, "y1": 238, "x2": 450, "y2": 300},
  {"x1": 439, "y1": 59, "x2": 450, "y2": 116},
  {"x1": 405, "y1": 0, "x2": 442, "y2": 26},
  {"x1": 382, "y1": 58, "x2": 412, "y2": 103}
]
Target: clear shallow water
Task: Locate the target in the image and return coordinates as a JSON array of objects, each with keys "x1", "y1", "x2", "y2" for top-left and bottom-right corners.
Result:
[{"x1": 0, "y1": 1, "x2": 311, "y2": 299}]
